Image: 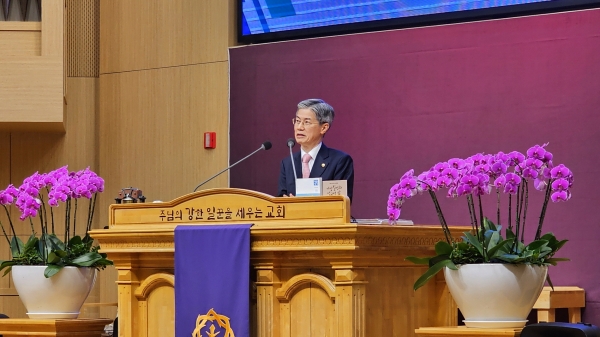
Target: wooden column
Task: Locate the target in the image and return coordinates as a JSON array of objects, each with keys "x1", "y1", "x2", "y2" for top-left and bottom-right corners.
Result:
[
  {"x1": 333, "y1": 268, "x2": 366, "y2": 337},
  {"x1": 116, "y1": 266, "x2": 141, "y2": 337},
  {"x1": 255, "y1": 265, "x2": 282, "y2": 337}
]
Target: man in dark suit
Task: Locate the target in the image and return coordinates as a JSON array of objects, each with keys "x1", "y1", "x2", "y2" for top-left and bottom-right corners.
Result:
[{"x1": 278, "y1": 99, "x2": 354, "y2": 201}]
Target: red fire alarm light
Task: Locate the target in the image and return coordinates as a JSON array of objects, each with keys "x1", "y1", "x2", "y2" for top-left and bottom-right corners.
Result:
[{"x1": 204, "y1": 132, "x2": 216, "y2": 149}]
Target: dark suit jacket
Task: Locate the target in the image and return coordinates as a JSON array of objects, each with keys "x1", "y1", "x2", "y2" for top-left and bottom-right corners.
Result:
[{"x1": 278, "y1": 144, "x2": 354, "y2": 201}]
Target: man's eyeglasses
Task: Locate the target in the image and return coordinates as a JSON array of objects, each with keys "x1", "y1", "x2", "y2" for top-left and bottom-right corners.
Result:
[{"x1": 292, "y1": 118, "x2": 318, "y2": 127}]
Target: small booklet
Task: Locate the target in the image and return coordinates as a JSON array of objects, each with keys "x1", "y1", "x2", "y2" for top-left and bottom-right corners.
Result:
[
  {"x1": 296, "y1": 177, "x2": 323, "y2": 196},
  {"x1": 322, "y1": 180, "x2": 347, "y2": 197}
]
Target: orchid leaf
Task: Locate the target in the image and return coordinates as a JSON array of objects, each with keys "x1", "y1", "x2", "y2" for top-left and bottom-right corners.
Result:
[
  {"x1": 82, "y1": 234, "x2": 94, "y2": 244},
  {"x1": 70, "y1": 252, "x2": 103, "y2": 267},
  {"x1": 428, "y1": 254, "x2": 451, "y2": 267},
  {"x1": 44, "y1": 265, "x2": 62, "y2": 278},
  {"x1": 483, "y1": 229, "x2": 495, "y2": 242},
  {"x1": 540, "y1": 232, "x2": 556, "y2": 240},
  {"x1": 496, "y1": 254, "x2": 521, "y2": 263},
  {"x1": 435, "y1": 241, "x2": 453, "y2": 255},
  {"x1": 545, "y1": 257, "x2": 570, "y2": 266},
  {"x1": 405, "y1": 256, "x2": 431, "y2": 265},
  {"x1": 463, "y1": 232, "x2": 483, "y2": 256},
  {"x1": 513, "y1": 241, "x2": 525, "y2": 254},
  {"x1": 10, "y1": 237, "x2": 25, "y2": 257},
  {"x1": 525, "y1": 240, "x2": 548, "y2": 251},
  {"x1": 47, "y1": 252, "x2": 61, "y2": 264},
  {"x1": 413, "y1": 259, "x2": 456, "y2": 291},
  {"x1": 46, "y1": 234, "x2": 65, "y2": 251},
  {"x1": 53, "y1": 249, "x2": 68, "y2": 258},
  {"x1": 505, "y1": 228, "x2": 516, "y2": 240},
  {"x1": 487, "y1": 238, "x2": 513, "y2": 259},
  {"x1": 24, "y1": 235, "x2": 38, "y2": 250},
  {"x1": 483, "y1": 217, "x2": 498, "y2": 231},
  {"x1": 94, "y1": 259, "x2": 113, "y2": 266},
  {"x1": 554, "y1": 240, "x2": 568, "y2": 251},
  {"x1": 69, "y1": 235, "x2": 84, "y2": 247},
  {"x1": 486, "y1": 231, "x2": 500, "y2": 251},
  {"x1": 0, "y1": 260, "x2": 16, "y2": 273}
]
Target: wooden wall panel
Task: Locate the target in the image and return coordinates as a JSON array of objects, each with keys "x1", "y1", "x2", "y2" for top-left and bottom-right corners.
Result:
[
  {"x1": 98, "y1": 61, "x2": 229, "y2": 224},
  {"x1": 100, "y1": 0, "x2": 236, "y2": 74},
  {"x1": 66, "y1": 0, "x2": 100, "y2": 77},
  {"x1": 0, "y1": 22, "x2": 42, "y2": 57},
  {"x1": 0, "y1": 30, "x2": 40, "y2": 56},
  {"x1": 0, "y1": 297, "x2": 26, "y2": 319},
  {"x1": 41, "y1": 0, "x2": 64, "y2": 56},
  {"x1": 96, "y1": 268, "x2": 118, "y2": 320},
  {"x1": 0, "y1": 57, "x2": 63, "y2": 132}
]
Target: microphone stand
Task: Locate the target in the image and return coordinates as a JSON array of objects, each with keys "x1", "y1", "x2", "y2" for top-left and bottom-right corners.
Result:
[
  {"x1": 287, "y1": 138, "x2": 298, "y2": 180},
  {"x1": 193, "y1": 143, "x2": 270, "y2": 192}
]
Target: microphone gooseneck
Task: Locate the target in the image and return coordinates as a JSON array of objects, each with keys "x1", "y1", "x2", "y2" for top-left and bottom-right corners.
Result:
[
  {"x1": 287, "y1": 138, "x2": 298, "y2": 181},
  {"x1": 193, "y1": 141, "x2": 272, "y2": 192}
]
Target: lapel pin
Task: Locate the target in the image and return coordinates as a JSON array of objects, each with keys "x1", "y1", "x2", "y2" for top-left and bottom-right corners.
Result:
[{"x1": 321, "y1": 163, "x2": 326, "y2": 168}]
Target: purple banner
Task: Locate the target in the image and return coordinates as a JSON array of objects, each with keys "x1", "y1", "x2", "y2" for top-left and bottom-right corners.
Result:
[{"x1": 175, "y1": 225, "x2": 251, "y2": 337}]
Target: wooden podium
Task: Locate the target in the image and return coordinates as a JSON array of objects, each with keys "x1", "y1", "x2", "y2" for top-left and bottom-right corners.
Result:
[{"x1": 90, "y1": 188, "x2": 468, "y2": 337}]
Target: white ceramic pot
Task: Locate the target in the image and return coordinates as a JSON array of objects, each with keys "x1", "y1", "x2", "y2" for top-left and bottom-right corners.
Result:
[
  {"x1": 11, "y1": 265, "x2": 97, "y2": 319},
  {"x1": 444, "y1": 263, "x2": 548, "y2": 329}
]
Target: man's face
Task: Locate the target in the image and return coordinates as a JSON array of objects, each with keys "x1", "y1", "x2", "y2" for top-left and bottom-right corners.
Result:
[{"x1": 294, "y1": 108, "x2": 329, "y2": 151}]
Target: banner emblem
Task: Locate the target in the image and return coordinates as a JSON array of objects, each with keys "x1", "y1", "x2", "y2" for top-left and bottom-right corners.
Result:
[{"x1": 192, "y1": 308, "x2": 235, "y2": 337}]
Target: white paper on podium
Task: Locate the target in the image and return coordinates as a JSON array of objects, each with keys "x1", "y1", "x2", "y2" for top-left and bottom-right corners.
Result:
[
  {"x1": 355, "y1": 219, "x2": 414, "y2": 225},
  {"x1": 296, "y1": 177, "x2": 322, "y2": 197}
]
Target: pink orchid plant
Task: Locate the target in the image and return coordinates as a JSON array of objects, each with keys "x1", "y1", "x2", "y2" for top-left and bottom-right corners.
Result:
[
  {"x1": 388, "y1": 144, "x2": 571, "y2": 290},
  {"x1": 0, "y1": 166, "x2": 112, "y2": 278}
]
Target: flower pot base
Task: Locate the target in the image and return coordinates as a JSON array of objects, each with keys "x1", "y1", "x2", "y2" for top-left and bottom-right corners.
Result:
[
  {"x1": 463, "y1": 320, "x2": 528, "y2": 329},
  {"x1": 27, "y1": 312, "x2": 80, "y2": 319}
]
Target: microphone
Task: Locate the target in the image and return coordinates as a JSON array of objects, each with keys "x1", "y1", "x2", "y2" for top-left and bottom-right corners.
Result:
[
  {"x1": 193, "y1": 141, "x2": 272, "y2": 192},
  {"x1": 287, "y1": 138, "x2": 295, "y2": 148},
  {"x1": 287, "y1": 138, "x2": 298, "y2": 180}
]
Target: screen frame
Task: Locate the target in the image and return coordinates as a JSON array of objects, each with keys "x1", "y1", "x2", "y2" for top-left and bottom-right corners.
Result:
[{"x1": 237, "y1": 0, "x2": 600, "y2": 44}]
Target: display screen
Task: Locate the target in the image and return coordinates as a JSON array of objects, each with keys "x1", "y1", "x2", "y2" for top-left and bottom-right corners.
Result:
[{"x1": 239, "y1": 0, "x2": 600, "y2": 43}]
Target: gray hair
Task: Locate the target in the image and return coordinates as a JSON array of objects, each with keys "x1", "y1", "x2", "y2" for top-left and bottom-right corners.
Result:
[{"x1": 297, "y1": 99, "x2": 335, "y2": 126}]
